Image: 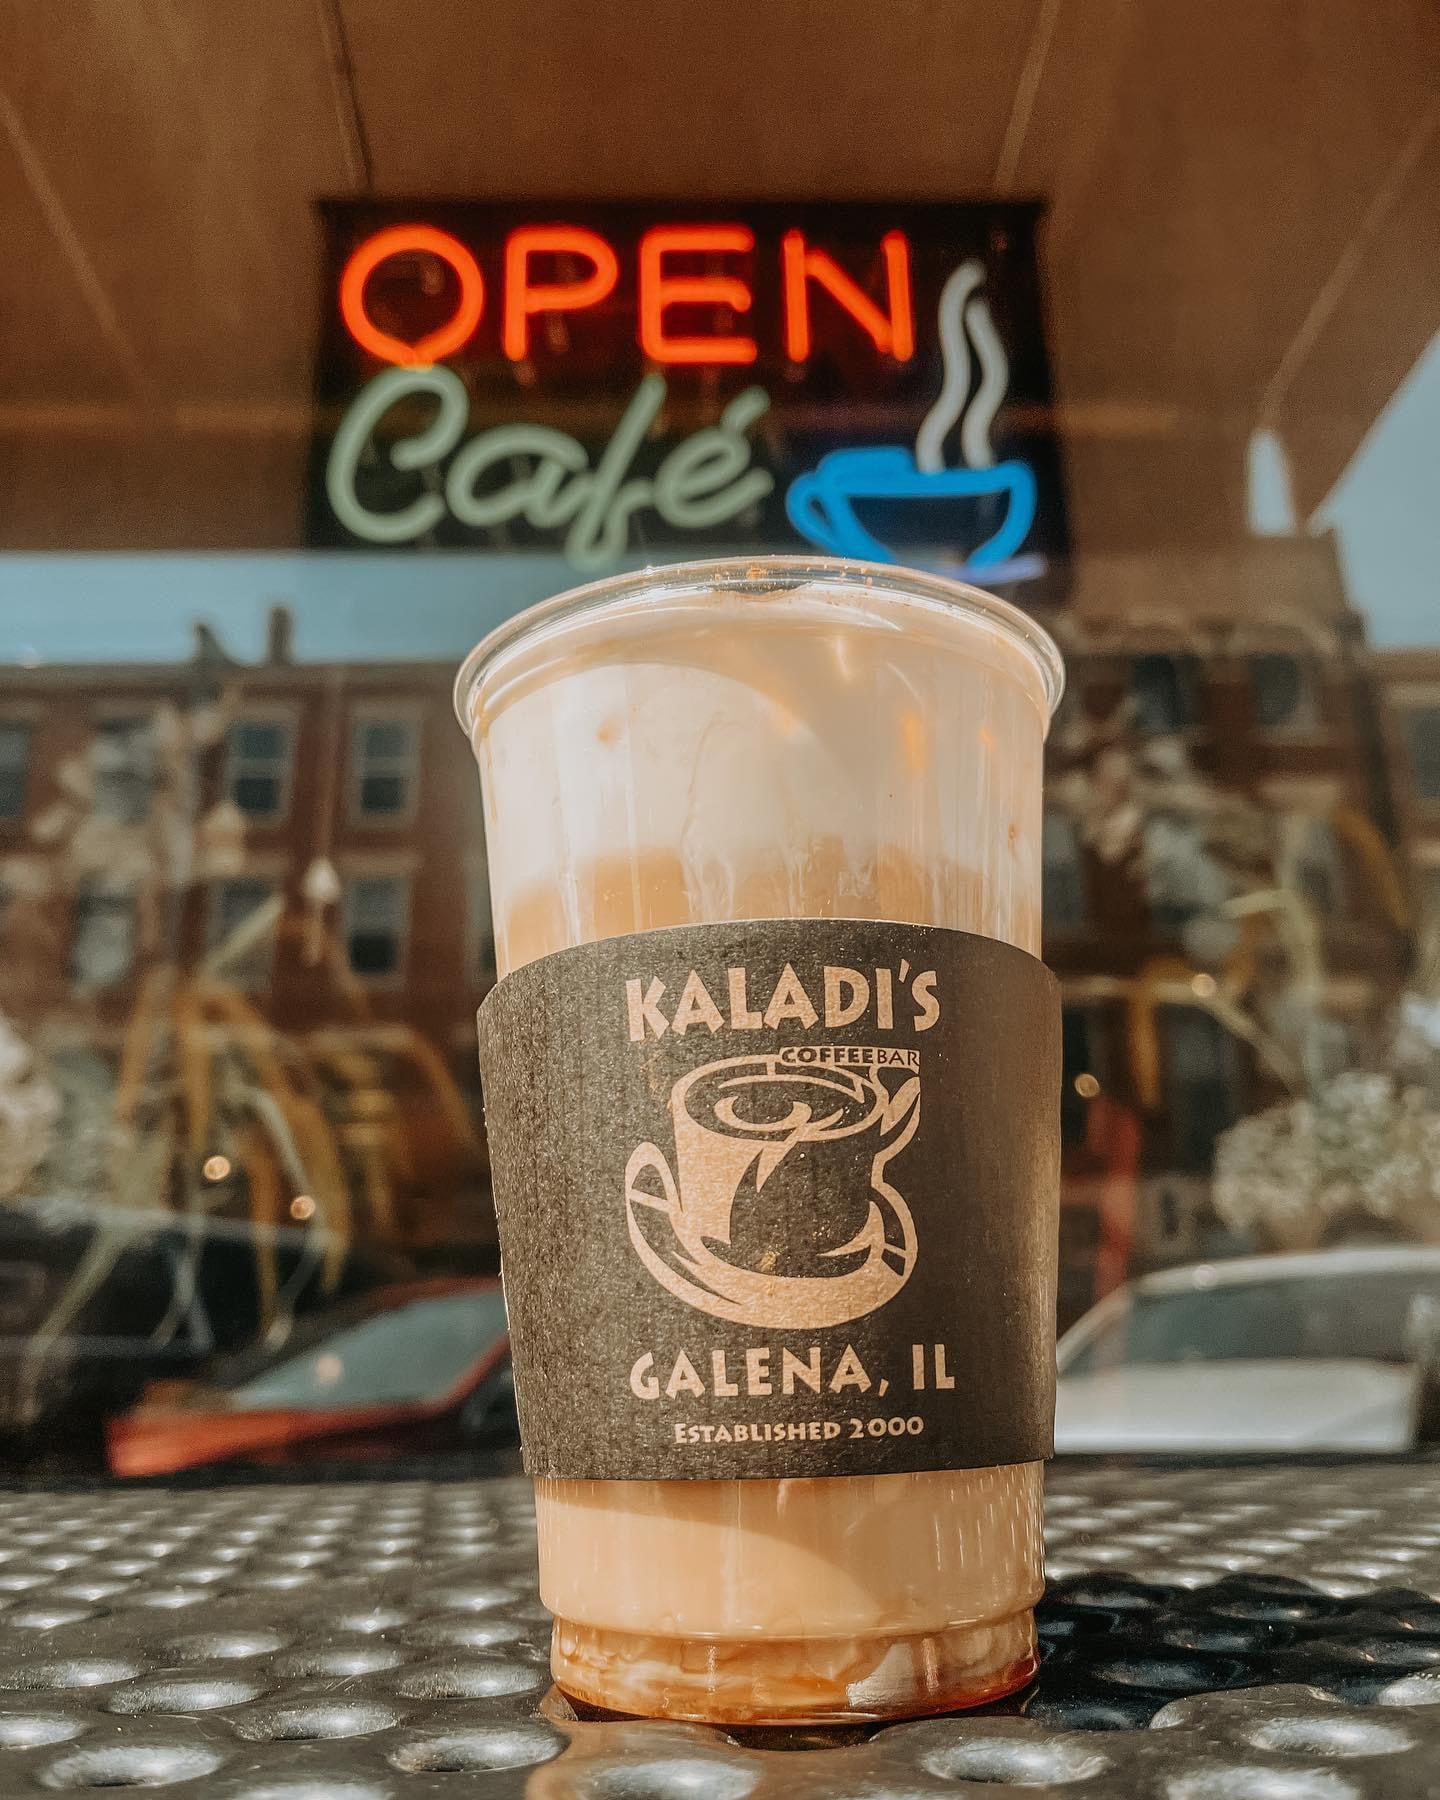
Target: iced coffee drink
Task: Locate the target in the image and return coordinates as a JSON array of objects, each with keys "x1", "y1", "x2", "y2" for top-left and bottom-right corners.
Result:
[{"x1": 457, "y1": 556, "x2": 1062, "y2": 1724}]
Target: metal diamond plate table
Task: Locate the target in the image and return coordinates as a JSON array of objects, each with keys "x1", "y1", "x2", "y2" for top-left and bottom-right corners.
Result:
[{"x1": 1, "y1": 1462, "x2": 1439, "y2": 1794}]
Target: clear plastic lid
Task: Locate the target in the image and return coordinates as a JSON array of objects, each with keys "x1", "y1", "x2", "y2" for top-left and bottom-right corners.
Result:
[{"x1": 454, "y1": 554, "x2": 1065, "y2": 734}]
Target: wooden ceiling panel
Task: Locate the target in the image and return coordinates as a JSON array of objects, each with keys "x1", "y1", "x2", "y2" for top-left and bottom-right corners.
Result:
[
  {"x1": 0, "y1": 129, "x2": 134, "y2": 404},
  {"x1": 1277, "y1": 120, "x2": 1440, "y2": 519},
  {"x1": 991, "y1": 0, "x2": 1137, "y2": 220},
  {"x1": 0, "y1": 0, "x2": 1434, "y2": 551},
  {"x1": 0, "y1": 426, "x2": 306, "y2": 549},
  {"x1": 1039, "y1": 0, "x2": 1440, "y2": 413},
  {"x1": 0, "y1": 0, "x2": 353, "y2": 406},
  {"x1": 1061, "y1": 426, "x2": 1250, "y2": 555},
  {"x1": 340, "y1": 0, "x2": 1046, "y2": 196}
]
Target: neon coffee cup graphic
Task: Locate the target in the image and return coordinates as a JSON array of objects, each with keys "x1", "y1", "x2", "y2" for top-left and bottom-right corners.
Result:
[
  {"x1": 786, "y1": 259, "x2": 1041, "y2": 579},
  {"x1": 624, "y1": 1051, "x2": 921, "y2": 1329}
]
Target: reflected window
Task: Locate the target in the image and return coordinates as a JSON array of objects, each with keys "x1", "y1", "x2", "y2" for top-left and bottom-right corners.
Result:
[
  {"x1": 1130, "y1": 654, "x2": 1200, "y2": 734},
  {"x1": 0, "y1": 722, "x2": 30, "y2": 821},
  {"x1": 1043, "y1": 811, "x2": 1085, "y2": 930},
  {"x1": 1160, "y1": 1007, "x2": 1241, "y2": 1174},
  {"x1": 1292, "y1": 817, "x2": 1346, "y2": 915},
  {"x1": 1061, "y1": 1007, "x2": 1103, "y2": 1149},
  {"x1": 352, "y1": 714, "x2": 419, "y2": 820},
  {"x1": 1249, "y1": 654, "x2": 1318, "y2": 731},
  {"x1": 226, "y1": 719, "x2": 292, "y2": 822},
  {"x1": 207, "y1": 877, "x2": 278, "y2": 987},
  {"x1": 69, "y1": 879, "x2": 136, "y2": 989},
  {"x1": 1400, "y1": 706, "x2": 1440, "y2": 802},
  {"x1": 1143, "y1": 813, "x2": 1229, "y2": 934},
  {"x1": 1421, "y1": 867, "x2": 1440, "y2": 929},
  {"x1": 343, "y1": 874, "x2": 410, "y2": 978},
  {"x1": 93, "y1": 718, "x2": 153, "y2": 823}
]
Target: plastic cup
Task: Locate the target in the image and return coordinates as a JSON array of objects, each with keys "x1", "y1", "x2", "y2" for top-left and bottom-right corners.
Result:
[{"x1": 456, "y1": 555, "x2": 1063, "y2": 1723}]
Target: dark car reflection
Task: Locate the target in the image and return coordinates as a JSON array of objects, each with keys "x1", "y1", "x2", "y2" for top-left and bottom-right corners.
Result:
[
  {"x1": 107, "y1": 1278, "x2": 514, "y2": 1477},
  {"x1": 0, "y1": 1204, "x2": 416, "y2": 1472}
]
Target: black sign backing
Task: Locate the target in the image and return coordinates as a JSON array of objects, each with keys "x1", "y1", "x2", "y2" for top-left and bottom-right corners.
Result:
[{"x1": 309, "y1": 200, "x2": 1068, "y2": 597}]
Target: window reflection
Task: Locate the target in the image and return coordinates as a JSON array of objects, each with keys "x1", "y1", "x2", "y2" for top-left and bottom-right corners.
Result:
[
  {"x1": 351, "y1": 714, "x2": 420, "y2": 822},
  {"x1": 0, "y1": 638, "x2": 495, "y2": 1471},
  {"x1": 1042, "y1": 811, "x2": 1085, "y2": 931},
  {"x1": 226, "y1": 719, "x2": 293, "y2": 822},
  {"x1": 68, "y1": 878, "x2": 137, "y2": 990},
  {"x1": 0, "y1": 723, "x2": 31, "y2": 821},
  {"x1": 1249, "y1": 653, "x2": 1318, "y2": 733},
  {"x1": 0, "y1": 572, "x2": 1429, "y2": 1466},
  {"x1": 1130, "y1": 654, "x2": 1201, "y2": 735},
  {"x1": 1290, "y1": 816, "x2": 1347, "y2": 916},
  {"x1": 206, "y1": 877, "x2": 278, "y2": 988},
  {"x1": 1400, "y1": 705, "x2": 1440, "y2": 803},
  {"x1": 343, "y1": 873, "x2": 411, "y2": 979},
  {"x1": 92, "y1": 719, "x2": 154, "y2": 825},
  {"x1": 0, "y1": 10, "x2": 1434, "y2": 1477},
  {"x1": 1161, "y1": 1008, "x2": 1242, "y2": 1176},
  {"x1": 1060, "y1": 1007, "x2": 1100, "y2": 1149},
  {"x1": 1142, "y1": 813, "x2": 1232, "y2": 938}
]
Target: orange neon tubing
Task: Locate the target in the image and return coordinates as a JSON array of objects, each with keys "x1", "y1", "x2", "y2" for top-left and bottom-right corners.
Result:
[
  {"x1": 781, "y1": 229, "x2": 915, "y2": 362},
  {"x1": 502, "y1": 226, "x2": 619, "y2": 361},
  {"x1": 339, "y1": 225, "x2": 485, "y2": 367},
  {"x1": 637, "y1": 224, "x2": 757, "y2": 365}
]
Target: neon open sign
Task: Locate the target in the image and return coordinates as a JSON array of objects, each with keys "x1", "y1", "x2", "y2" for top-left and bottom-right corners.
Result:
[
  {"x1": 337, "y1": 223, "x2": 916, "y2": 368},
  {"x1": 309, "y1": 202, "x2": 1067, "y2": 587}
]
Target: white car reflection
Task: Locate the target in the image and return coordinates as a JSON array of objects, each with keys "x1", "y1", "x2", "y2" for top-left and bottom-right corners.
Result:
[{"x1": 1055, "y1": 1247, "x2": 1440, "y2": 1453}]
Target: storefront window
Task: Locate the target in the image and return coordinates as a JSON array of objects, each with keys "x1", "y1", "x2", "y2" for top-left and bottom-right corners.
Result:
[{"x1": 1, "y1": 8, "x2": 1436, "y2": 1475}]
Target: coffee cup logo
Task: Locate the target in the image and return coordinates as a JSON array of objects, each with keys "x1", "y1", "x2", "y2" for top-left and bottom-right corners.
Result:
[
  {"x1": 624, "y1": 1053, "x2": 920, "y2": 1327},
  {"x1": 785, "y1": 259, "x2": 1040, "y2": 578}
]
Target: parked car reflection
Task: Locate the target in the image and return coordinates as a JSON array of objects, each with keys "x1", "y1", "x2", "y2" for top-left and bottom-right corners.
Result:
[
  {"x1": 0, "y1": 1203, "x2": 414, "y2": 1473},
  {"x1": 1055, "y1": 1247, "x2": 1440, "y2": 1453},
  {"x1": 107, "y1": 1277, "x2": 514, "y2": 1477}
]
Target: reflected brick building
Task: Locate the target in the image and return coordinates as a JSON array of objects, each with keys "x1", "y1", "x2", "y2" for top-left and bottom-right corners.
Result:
[
  {"x1": 0, "y1": 540, "x2": 1420, "y2": 1304},
  {"x1": 0, "y1": 619, "x2": 492, "y2": 1026},
  {"x1": 1029, "y1": 539, "x2": 1414, "y2": 1323},
  {"x1": 1373, "y1": 651, "x2": 1440, "y2": 927},
  {"x1": 0, "y1": 611, "x2": 495, "y2": 1252}
]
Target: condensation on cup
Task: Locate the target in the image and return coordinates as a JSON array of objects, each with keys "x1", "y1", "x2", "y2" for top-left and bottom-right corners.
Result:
[{"x1": 455, "y1": 556, "x2": 1064, "y2": 1724}]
